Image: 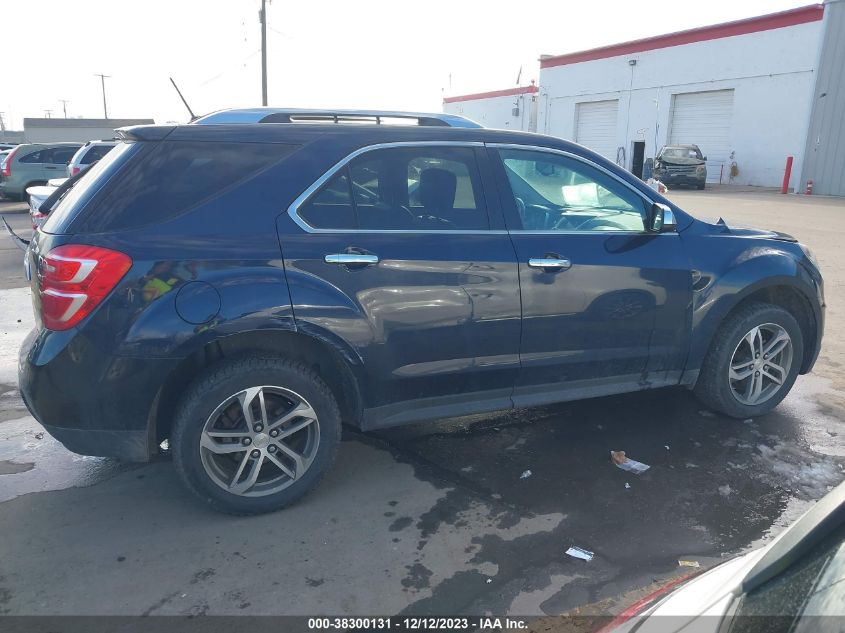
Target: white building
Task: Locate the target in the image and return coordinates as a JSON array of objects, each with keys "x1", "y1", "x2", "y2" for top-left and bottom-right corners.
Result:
[
  {"x1": 22, "y1": 118, "x2": 154, "y2": 144},
  {"x1": 444, "y1": 3, "x2": 845, "y2": 194}
]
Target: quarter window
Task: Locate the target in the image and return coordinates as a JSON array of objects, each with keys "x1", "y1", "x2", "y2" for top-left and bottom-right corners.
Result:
[
  {"x1": 298, "y1": 146, "x2": 488, "y2": 231},
  {"x1": 497, "y1": 149, "x2": 647, "y2": 232},
  {"x1": 19, "y1": 150, "x2": 43, "y2": 164}
]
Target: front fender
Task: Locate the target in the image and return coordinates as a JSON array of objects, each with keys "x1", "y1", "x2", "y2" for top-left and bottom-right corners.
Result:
[{"x1": 686, "y1": 247, "x2": 821, "y2": 376}]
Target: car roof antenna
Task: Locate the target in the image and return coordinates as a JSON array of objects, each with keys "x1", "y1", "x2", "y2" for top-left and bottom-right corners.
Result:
[{"x1": 169, "y1": 77, "x2": 197, "y2": 122}]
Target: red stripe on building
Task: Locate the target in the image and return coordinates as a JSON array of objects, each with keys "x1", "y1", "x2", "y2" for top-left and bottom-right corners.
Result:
[
  {"x1": 540, "y1": 4, "x2": 824, "y2": 69},
  {"x1": 443, "y1": 85, "x2": 539, "y2": 104}
]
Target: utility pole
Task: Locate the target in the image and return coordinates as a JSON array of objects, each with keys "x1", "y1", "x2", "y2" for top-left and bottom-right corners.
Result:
[
  {"x1": 44, "y1": 109, "x2": 53, "y2": 118},
  {"x1": 95, "y1": 73, "x2": 111, "y2": 119},
  {"x1": 59, "y1": 100, "x2": 70, "y2": 118},
  {"x1": 259, "y1": 0, "x2": 268, "y2": 106}
]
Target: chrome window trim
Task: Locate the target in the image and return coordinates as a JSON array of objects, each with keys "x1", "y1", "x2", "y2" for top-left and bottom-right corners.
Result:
[
  {"x1": 487, "y1": 143, "x2": 678, "y2": 235},
  {"x1": 287, "y1": 141, "x2": 497, "y2": 235}
]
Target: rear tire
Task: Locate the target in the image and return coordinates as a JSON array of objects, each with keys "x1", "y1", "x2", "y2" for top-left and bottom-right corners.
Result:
[
  {"x1": 694, "y1": 302, "x2": 803, "y2": 418},
  {"x1": 697, "y1": 183, "x2": 705, "y2": 190},
  {"x1": 171, "y1": 356, "x2": 341, "y2": 515}
]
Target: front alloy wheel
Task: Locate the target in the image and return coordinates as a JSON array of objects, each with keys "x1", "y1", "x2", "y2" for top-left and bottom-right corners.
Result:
[{"x1": 729, "y1": 323, "x2": 793, "y2": 406}]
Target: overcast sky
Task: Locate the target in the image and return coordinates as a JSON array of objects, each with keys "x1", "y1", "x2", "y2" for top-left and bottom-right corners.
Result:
[{"x1": 2, "y1": 0, "x2": 812, "y2": 129}]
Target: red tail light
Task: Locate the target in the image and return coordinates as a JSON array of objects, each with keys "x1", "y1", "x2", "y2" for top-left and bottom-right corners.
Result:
[
  {"x1": 70, "y1": 166, "x2": 81, "y2": 177},
  {"x1": 39, "y1": 245, "x2": 132, "y2": 331},
  {"x1": 1, "y1": 146, "x2": 18, "y2": 177}
]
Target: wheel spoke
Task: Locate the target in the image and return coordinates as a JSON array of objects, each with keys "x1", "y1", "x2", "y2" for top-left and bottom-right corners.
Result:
[
  {"x1": 763, "y1": 333, "x2": 790, "y2": 359},
  {"x1": 267, "y1": 402, "x2": 316, "y2": 432},
  {"x1": 205, "y1": 429, "x2": 250, "y2": 439},
  {"x1": 230, "y1": 454, "x2": 263, "y2": 494},
  {"x1": 743, "y1": 326, "x2": 760, "y2": 356},
  {"x1": 730, "y1": 360, "x2": 755, "y2": 382},
  {"x1": 275, "y1": 416, "x2": 316, "y2": 440},
  {"x1": 201, "y1": 433, "x2": 248, "y2": 455},
  {"x1": 237, "y1": 386, "x2": 263, "y2": 429},
  {"x1": 746, "y1": 371, "x2": 764, "y2": 403},
  {"x1": 228, "y1": 452, "x2": 251, "y2": 489},
  {"x1": 274, "y1": 441, "x2": 307, "y2": 474},
  {"x1": 265, "y1": 451, "x2": 297, "y2": 479}
]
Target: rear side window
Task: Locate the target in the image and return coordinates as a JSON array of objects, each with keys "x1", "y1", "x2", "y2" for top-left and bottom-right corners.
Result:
[
  {"x1": 77, "y1": 141, "x2": 295, "y2": 232},
  {"x1": 297, "y1": 146, "x2": 488, "y2": 231},
  {"x1": 48, "y1": 147, "x2": 79, "y2": 165},
  {"x1": 80, "y1": 145, "x2": 114, "y2": 164},
  {"x1": 19, "y1": 150, "x2": 43, "y2": 164}
]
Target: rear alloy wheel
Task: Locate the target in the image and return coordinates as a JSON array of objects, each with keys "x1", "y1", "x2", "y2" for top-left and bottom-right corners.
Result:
[
  {"x1": 200, "y1": 386, "x2": 321, "y2": 497},
  {"x1": 695, "y1": 303, "x2": 803, "y2": 418},
  {"x1": 172, "y1": 357, "x2": 341, "y2": 514}
]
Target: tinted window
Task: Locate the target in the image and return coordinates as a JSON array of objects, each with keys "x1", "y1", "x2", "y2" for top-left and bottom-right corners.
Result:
[
  {"x1": 299, "y1": 146, "x2": 488, "y2": 231},
  {"x1": 298, "y1": 171, "x2": 356, "y2": 230},
  {"x1": 19, "y1": 150, "x2": 43, "y2": 164},
  {"x1": 48, "y1": 147, "x2": 79, "y2": 165},
  {"x1": 498, "y1": 149, "x2": 646, "y2": 232},
  {"x1": 80, "y1": 145, "x2": 114, "y2": 164},
  {"x1": 78, "y1": 141, "x2": 295, "y2": 232}
]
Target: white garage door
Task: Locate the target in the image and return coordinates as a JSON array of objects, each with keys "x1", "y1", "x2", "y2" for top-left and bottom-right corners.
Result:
[
  {"x1": 575, "y1": 100, "x2": 619, "y2": 161},
  {"x1": 669, "y1": 90, "x2": 734, "y2": 181}
]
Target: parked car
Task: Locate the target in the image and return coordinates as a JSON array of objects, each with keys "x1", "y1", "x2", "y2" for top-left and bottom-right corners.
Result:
[
  {"x1": 602, "y1": 479, "x2": 845, "y2": 631},
  {"x1": 0, "y1": 149, "x2": 10, "y2": 172},
  {"x1": 26, "y1": 177, "x2": 67, "y2": 228},
  {"x1": 652, "y1": 144, "x2": 707, "y2": 190},
  {"x1": 67, "y1": 140, "x2": 117, "y2": 177},
  {"x1": 0, "y1": 142, "x2": 81, "y2": 201},
  {"x1": 0, "y1": 143, "x2": 17, "y2": 151},
  {"x1": 17, "y1": 108, "x2": 824, "y2": 514}
]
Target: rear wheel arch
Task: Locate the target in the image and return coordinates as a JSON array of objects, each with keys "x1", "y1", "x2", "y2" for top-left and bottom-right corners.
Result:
[{"x1": 149, "y1": 329, "x2": 364, "y2": 451}]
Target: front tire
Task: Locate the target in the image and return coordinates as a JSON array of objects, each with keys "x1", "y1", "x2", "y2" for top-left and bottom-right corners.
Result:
[
  {"x1": 694, "y1": 303, "x2": 803, "y2": 418},
  {"x1": 171, "y1": 356, "x2": 341, "y2": 515}
]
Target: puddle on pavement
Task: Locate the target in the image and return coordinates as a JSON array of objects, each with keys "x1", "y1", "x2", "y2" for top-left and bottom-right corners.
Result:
[
  {"x1": 374, "y1": 381, "x2": 845, "y2": 614},
  {"x1": 0, "y1": 415, "x2": 135, "y2": 502}
]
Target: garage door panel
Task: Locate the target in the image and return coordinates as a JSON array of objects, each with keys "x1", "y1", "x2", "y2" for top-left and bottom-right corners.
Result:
[
  {"x1": 669, "y1": 90, "x2": 734, "y2": 178},
  {"x1": 576, "y1": 100, "x2": 619, "y2": 161}
]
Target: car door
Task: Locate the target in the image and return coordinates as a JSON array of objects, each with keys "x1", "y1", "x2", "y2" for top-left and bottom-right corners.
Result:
[
  {"x1": 488, "y1": 145, "x2": 692, "y2": 407},
  {"x1": 277, "y1": 142, "x2": 522, "y2": 429},
  {"x1": 44, "y1": 146, "x2": 78, "y2": 179}
]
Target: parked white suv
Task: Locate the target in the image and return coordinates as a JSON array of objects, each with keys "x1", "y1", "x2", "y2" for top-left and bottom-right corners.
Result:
[{"x1": 67, "y1": 140, "x2": 117, "y2": 177}]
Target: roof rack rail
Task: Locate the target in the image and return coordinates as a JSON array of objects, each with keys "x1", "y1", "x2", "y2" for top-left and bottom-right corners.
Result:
[{"x1": 192, "y1": 108, "x2": 482, "y2": 128}]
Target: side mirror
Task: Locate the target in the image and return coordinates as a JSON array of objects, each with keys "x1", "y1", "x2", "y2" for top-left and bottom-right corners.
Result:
[{"x1": 647, "y1": 203, "x2": 675, "y2": 232}]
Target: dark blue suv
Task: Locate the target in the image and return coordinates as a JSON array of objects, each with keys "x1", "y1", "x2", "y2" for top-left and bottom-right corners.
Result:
[{"x1": 17, "y1": 109, "x2": 825, "y2": 514}]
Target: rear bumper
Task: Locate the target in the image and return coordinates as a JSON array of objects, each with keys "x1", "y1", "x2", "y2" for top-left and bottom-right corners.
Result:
[{"x1": 18, "y1": 327, "x2": 178, "y2": 461}]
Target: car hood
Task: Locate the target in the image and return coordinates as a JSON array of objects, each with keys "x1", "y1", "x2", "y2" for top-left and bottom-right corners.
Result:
[
  {"x1": 699, "y1": 218, "x2": 798, "y2": 242},
  {"x1": 657, "y1": 156, "x2": 705, "y2": 166}
]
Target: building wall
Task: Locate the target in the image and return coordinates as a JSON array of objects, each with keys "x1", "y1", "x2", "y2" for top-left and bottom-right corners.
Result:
[
  {"x1": 444, "y1": 87, "x2": 538, "y2": 131},
  {"x1": 22, "y1": 118, "x2": 154, "y2": 144},
  {"x1": 800, "y1": 0, "x2": 845, "y2": 196},
  {"x1": 537, "y1": 20, "x2": 822, "y2": 188}
]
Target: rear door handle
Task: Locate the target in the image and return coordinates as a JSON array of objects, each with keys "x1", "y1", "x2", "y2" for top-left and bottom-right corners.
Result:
[
  {"x1": 528, "y1": 257, "x2": 571, "y2": 270},
  {"x1": 324, "y1": 253, "x2": 379, "y2": 266}
]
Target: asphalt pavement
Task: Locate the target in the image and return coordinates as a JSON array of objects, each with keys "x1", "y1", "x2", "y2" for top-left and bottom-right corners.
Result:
[{"x1": 0, "y1": 190, "x2": 843, "y2": 618}]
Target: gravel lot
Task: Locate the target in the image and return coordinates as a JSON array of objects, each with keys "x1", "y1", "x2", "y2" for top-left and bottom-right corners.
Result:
[{"x1": 0, "y1": 188, "x2": 843, "y2": 617}]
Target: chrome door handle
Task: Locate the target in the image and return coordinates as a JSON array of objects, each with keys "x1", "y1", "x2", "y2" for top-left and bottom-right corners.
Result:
[
  {"x1": 324, "y1": 253, "x2": 379, "y2": 265},
  {"x1": 528, "y1": 258, "x2": 571, "y2": 270}
]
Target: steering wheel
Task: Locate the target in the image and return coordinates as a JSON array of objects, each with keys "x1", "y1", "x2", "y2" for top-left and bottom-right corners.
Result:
[{"x1": 572, "y1": 217, "x2": 630, "y2": 232}]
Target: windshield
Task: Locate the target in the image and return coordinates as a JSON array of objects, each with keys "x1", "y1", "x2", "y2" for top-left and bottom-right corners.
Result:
[
  {"x1": 41, "y1": 141, "x2": 136, "y2": 234},
  {"x1": 660, "y1": 146, "x2": 703, "y2": 160}
]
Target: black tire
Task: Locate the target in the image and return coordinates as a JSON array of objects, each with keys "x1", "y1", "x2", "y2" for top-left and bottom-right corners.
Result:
[
  {"x1": 694, "y1": 302, "x2": 803, "y2": 418},
  {"x1": 171, "y1": 355, "x2": 341, "y2": 515},
  {"x1": 697, "y1": 183, "x2": 706, "y2": 190}
]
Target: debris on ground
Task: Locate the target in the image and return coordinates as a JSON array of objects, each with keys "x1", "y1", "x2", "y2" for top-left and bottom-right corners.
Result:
[
  {"x1": 610, "y1": 451, "x2": 650, "y2": 474},
  {"x1": 34, "y1": 432, "x2": 44, "y2": 440},
  {"x1": 566, "y1": 546, "x2": 594, "y2": 562},
  {"x1": 744, "y1": 419, "x2": 754, "y2": 424},
  {"x1": 486, "y1": 578, "x2": 492, "y2": 584},
  {"x1": 665, "y1": 445, "x2": 670, "y2": 450},
  {"x1": 625, "y1": 482, "x2": 631, "y2": 489},
  {"x1": 678, "y1": 560, "x2": 700, "y2": 568},
  {"x1": 699, "y1": 410, "x2": 716, "y2": 418},
  {"x1": 520, "y1": 470, "x2": 532, "y2": 479},
  {"x1": 718, "y1": 484, "x2": 732, "y2": 497}
]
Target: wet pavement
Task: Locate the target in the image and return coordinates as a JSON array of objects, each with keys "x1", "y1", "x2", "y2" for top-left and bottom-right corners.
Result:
[{"x1": 0, "y1": 192, "x2": 843, "y2": 617}]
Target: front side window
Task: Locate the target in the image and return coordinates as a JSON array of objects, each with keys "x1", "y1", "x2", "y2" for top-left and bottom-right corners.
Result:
[
  {"x1": 497, "y1": 149, "x2": 647, "y2": 232},
  {"x1": 297, "y1": 146, "x2": 488, "y2": 231}
]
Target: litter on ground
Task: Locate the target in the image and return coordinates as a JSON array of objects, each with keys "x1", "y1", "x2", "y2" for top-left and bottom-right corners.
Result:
[
  {"x1": 610, "y1": 451, "x2": 650, "y2": 474},
  {"x1": 625, "y1": 482, "x2": 631, "y2": 489},
  {"x1": 520, "y1": 470, "x2": 532, "y2": 479},
  {"x1": 566, "y1": 546, "x2": 594, "y2": 562},
  {"x1": 699, "y1": 410, "x2": 716, "y2": 418},
  {"x1": 678, "y1": 560, "x2": 701, "y2": 568}
]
